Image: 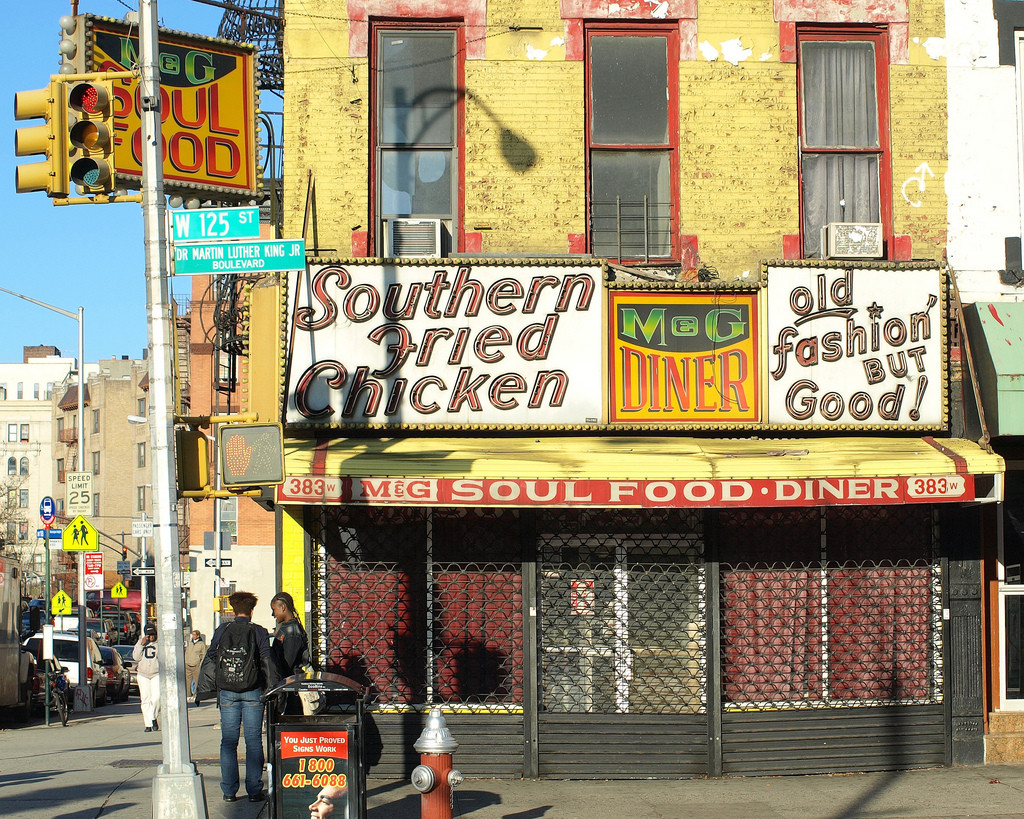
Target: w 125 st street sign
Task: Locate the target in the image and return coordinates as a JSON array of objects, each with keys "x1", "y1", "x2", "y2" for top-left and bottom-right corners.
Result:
[
  {"x1": 172, "y1": 206, "x2": 261, "y2": 243},
  {"x1": 173, "y1": 238, "x2": 306, "y2": 275}
]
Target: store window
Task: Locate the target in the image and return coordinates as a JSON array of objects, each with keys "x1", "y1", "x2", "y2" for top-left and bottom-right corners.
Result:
[
  {"x1": 586, "y1": 25, "x2": 679, "y2": 262},
  {"x1": 373, "y1": 26, "x2": 461, "y2": 256},
  {"x1": 798, "y1": 27, "x2": 892, "y2": 258}
]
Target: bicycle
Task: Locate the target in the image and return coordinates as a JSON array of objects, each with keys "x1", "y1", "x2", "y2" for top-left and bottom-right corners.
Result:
[{"x1": 39, "y1": 658, "x2": 70, "y2": 726}]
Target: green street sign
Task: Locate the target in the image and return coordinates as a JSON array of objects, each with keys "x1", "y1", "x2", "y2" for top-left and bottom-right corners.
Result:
[
  {"x1": 171, "y1": 206, "x2": 261, "y2": 243},
  {"x1": 172, "y1": 238, "x2": 306, "y2": 275}
]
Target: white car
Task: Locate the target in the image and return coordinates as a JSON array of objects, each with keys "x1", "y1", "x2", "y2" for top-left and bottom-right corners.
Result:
[{"x1": 22, "y1": 631, "x2": 106, "y2": 707}]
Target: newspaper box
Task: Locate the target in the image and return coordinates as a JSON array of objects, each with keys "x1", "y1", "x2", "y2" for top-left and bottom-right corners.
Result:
[{"x1": 264, "y1": 672, "x2": 369, "y2": 819}]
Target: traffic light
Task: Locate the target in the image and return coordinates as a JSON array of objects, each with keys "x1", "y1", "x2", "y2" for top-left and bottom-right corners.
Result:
[
  {"x1": 218, "y1": 423, "x2": 285, "y2": 487},
  {"x1": 176, "y1": 428, "x2": 211, "y2": 494},
  {"x1": 121, "y1": 547, "x2": 128, "y2": 561},
  {"x1": 65, "y1": 78, "x2": 115, "y2": 194},
  {"x1": 14, "y1": 80, "x2": 68, "y2": 196}
]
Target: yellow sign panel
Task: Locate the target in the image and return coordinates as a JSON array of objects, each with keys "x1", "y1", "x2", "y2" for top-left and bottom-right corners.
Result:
[
  {"x1": 609, "y1": 291, "x2": 761, "y2": 424},
  {"x1": 111, "y1": 582, "x2": 128, "y2": 599},
  {"x1": 52, "y1": 589, "x2": 73, "y2": 616},
  {"x1": 75, "y1": 14, "x2": 258, "y2": 196},
  {"x1": 62, "y1": 515, "x2": 100, "y2": 552}
]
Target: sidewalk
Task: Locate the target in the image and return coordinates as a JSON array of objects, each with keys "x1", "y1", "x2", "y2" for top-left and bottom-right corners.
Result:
[{"x1": 4, "y1": 699, "x2": 1024, "y2": 818}]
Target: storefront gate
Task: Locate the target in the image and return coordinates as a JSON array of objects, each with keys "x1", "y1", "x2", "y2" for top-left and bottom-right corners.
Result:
[{"x1": 309, "y1": 505, "x2": 945, "y2": 778}]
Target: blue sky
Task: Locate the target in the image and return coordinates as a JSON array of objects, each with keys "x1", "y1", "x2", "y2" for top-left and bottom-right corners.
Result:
[{"x1": 3, "y1": 1, "x2": 227, "y2": 365}]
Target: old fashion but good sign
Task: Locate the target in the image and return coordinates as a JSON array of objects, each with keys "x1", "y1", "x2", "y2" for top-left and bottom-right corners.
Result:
[
  {"x1": 286, "y1": 262, "x2": 605, "y2": 427},
  {"x1": 765, "y1": 265, "x2": 945, "y2": 428}
]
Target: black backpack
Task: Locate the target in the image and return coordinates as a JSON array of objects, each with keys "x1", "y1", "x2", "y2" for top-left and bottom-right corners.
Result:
[{"x1": 216, "y1": 620, "x2": 260, "y2": 692}]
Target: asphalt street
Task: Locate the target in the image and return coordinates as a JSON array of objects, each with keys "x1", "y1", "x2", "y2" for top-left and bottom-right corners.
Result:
[{"x1": 4, "y1": 698, "x2": 1024, "y2": 818}]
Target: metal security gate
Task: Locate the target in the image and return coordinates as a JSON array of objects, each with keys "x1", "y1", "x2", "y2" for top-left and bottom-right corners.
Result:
[
  {"x1": 718, "y1": 506, "x2": 945, "y2": 775},
  {"x1": 309, "y1": 504, "x2": 944, "y2": 779}
]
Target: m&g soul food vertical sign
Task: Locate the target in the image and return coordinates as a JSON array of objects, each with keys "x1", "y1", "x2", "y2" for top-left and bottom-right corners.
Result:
[
  {"x1": 765, "y1": 265, "x2": 946, "y2": 428},
  {"x1": 609, "y1": 291, "x2": 760, "y2": 424},
  {"x1": 76, "y1": 15, "x2": 259, "y2": 196}
]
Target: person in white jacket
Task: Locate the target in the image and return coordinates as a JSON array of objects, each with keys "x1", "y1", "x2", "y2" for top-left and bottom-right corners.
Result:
[{"x1": 133, "y1": 623, "x2": 160, "y2": 732}]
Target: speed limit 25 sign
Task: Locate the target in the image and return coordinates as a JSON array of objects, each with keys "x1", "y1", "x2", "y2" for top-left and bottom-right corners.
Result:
[{"x1": 66, "y1": 471, "x2": 93, "y2": 515}]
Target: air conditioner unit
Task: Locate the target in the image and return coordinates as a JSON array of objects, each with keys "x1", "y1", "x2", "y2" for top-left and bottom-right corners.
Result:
[
  {"x1": 383, "y1": 218, "x2": 443, "y2": 258},
  {"x1": 821, "y1": 222, "x2": 883, "y2": 260}
]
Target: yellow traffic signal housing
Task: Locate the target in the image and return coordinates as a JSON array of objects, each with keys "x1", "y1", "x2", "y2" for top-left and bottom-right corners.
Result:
[
  {"x1": 175, "y1": 428, "x2": 211, "y2": 494},
  {"x1": 65, "y1": 79, "x2": 115, "y2": 194},
  {"x1": 14, "y1": 81, "x2": 69, "y2": 196},
  {"x1": 218, "y1": 423, "x2": 285, "y2": 487}
]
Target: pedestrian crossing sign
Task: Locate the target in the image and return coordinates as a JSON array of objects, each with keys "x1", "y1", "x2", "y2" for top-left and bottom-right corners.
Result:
[
  {"x1": 62, "y1": 515, "x2": 99, "y2": 551},
  {"x1": 52, "y1": 589, "x2": 72, "y2": 615},
  {"x1": 111, "y1": 582, "x2": 128, "y2": 599}
]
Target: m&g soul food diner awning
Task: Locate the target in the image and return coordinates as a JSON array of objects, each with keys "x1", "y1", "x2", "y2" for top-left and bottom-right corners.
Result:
[{"x1": 277, "y1": 436, "x2": 1003, "y2": 509}]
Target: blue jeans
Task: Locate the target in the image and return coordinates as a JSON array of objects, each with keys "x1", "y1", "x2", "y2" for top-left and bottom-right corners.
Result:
[{"x1": 219, "y1": 688, "x2": 265, "y2": 797}]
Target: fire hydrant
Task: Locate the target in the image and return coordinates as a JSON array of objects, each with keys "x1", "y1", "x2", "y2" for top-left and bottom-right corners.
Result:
[{"x1": 410, "y1": 707, "x2": 463, "y2": 819}]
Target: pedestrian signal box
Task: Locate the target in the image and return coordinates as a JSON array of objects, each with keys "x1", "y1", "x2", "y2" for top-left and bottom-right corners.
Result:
[
  {"x1": 175, "y1": 428, "x2": 211, "y2": 494},
  {"x1": 218, "y1": 423, "x2": 284, "y2": 487}
]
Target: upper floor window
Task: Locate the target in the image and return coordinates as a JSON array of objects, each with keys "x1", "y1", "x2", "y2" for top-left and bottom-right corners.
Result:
[
  {"x1": 0, "y1": 385, "x2": 6, "y2": 400},
  {"x1": 46, "y1": 382, "x2": 53, "y2": 400},
  {"x1": 137, "y1": 397, "x2": 147, "y2": 418},
  {"x1": 16, "y1": 383, "x2": 23, "y2": 400},
  {"x1": 137, "y1": 442, "x2": 146, "y2": 469},
  {"x1": 19, "y1": 457, "x2": 28, "y2": 476},
  {"x1": 7, "y1": 424, "x2": 17, "y2": 443},
  {"x1": 92, "y1": 451, "x2": 100, "y2": 475},
  {"x1": 587, "y1": 25, "x2": 679, "y2": 262},
  {"x1": 373, "y1": 26, "x2": 461, "y2": 256},
  {"x1": 6, "y1": 458, "x2": 15, "y2": 476},
  {"x1": 137, "y1": 485, "x2": 147, "y2": 513},
  {"x1": 19, "y1": 424, "x2": 28, "y2": 442},
  {"x1": 33, "y1": 383, "x2": 39, "y2": 399},
  {"x1": 798, "y1": 27, "x2": 892, "y2": 258},
  {"x1": 19, "y1": 489, "x2": 28, "y2": 508},
  {"x1": 92, "y1": 410, "x2": 100, "y2": 434}
]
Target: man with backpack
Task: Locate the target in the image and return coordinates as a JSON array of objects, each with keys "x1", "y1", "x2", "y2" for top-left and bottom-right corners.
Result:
[{"x1": 195, "y1": 591, "x2": 279, "y2": 803}]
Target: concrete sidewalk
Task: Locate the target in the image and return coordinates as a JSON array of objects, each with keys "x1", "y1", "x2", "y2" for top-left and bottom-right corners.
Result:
[{"x1": 4, "y1": 700, "x2": 1024, "y2": 818}]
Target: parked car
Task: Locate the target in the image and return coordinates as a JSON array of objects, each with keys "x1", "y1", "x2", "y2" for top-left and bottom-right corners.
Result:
[
  {"x1": 22, "y1": 632, "x2": 106, "y2": 707},
  {"x1": 101, "y1": 609, "x2": 139, "y2": 644},
  {"x1": 98, "y1": 646, "x2": 131, "y2": 702},
  {"x1": 112, "y1": 645, "x2": 138, "y2": 694},
  {"x1": 56, "y1": 615, "x2": 116, "y2": 647}
]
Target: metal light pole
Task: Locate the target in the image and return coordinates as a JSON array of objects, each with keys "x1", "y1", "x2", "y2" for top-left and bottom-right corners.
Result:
[
  {"x1": 0, "y1": 287, "x2": 88, "y2": 710},
  {"x1": 139, "y1": 1, "x2": 207, "y2": 815}
]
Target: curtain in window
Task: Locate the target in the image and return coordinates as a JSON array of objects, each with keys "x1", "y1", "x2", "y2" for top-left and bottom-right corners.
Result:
[{"x1": 800, "y1": 41, "x2": 880, "y2": 257}]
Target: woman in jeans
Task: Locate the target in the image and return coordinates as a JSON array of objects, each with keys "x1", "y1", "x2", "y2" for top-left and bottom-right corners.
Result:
[{"x1": 196, "y1": 590, "x2": 278, "y2": 803}]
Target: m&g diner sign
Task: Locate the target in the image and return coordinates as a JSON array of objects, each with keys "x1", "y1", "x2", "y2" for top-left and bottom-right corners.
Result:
[{"x1": 286, "y1": 262, "x2": 605, "y2": 427}]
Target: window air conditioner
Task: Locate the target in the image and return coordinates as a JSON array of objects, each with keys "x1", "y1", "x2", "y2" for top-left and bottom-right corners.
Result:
[
  {"x1": 821, "y1": 222, "x2": 883, "y2": 260},
  {"x1": 383, "y1": 218, "x2": 443, "y2": 258}
]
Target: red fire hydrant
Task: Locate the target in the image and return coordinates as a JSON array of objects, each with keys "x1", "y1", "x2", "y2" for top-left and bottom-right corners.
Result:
[{"x1": 410, "y1": 707, "x2": 463, "y2": 819}]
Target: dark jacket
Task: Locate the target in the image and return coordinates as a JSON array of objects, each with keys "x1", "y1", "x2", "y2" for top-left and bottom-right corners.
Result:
[
  {"x1": 272, "y1": 618, "x2": 311, "y2": 677},
  {"x1": 195, "y1": 616, "x2": 279, "y2": 703}
]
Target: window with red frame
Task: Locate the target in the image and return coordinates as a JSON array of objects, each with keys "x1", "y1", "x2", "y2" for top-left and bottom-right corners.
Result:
[
  {"x1": 798, "y1": 28, "x2": 892, "y2": 259},
  {"x1": 586, "y1": 26, "x2": 679, "y2": 263},
  {"x1": 373, "y1": 27, "x2": 461, "y2": 256}
]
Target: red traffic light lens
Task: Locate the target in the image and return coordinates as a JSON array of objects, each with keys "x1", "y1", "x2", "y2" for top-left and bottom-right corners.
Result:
[{"x1": 68, "y1": 82, "x2": 109, "y2": 114}]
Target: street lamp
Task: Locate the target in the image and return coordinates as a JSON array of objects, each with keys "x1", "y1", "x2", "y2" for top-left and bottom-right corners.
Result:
[{"x1": 0, "y1": 286, "x2": 89, "y2": 710}]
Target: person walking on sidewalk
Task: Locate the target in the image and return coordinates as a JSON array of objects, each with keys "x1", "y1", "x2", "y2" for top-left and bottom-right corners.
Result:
[
  {"x1": 133, "y1": 623, "x2": 160, "y2": 733},
  {"x1": 184, "y1": 629, "x2": 206, "y2": 700},
  {"x1": 196, "y1": 590, "x2": 279, "y2": 804},
  {"x1": 271, "y1": 592, "x2": 312, "y2": 677}
]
